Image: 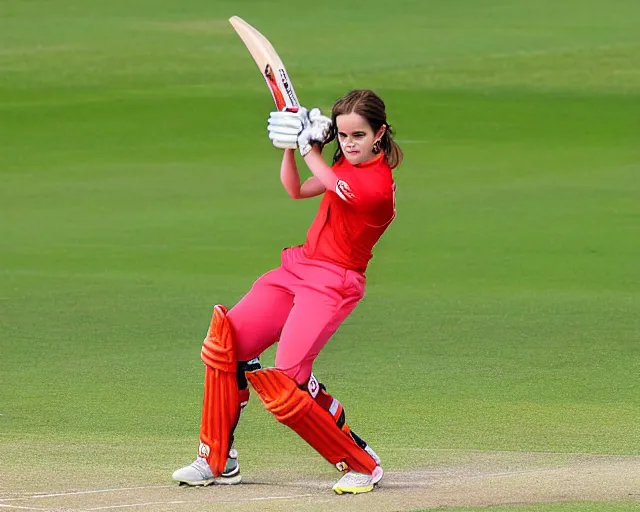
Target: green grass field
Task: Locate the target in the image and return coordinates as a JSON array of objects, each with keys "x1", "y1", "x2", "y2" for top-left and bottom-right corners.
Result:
[{"x1": 1, "y1": 1, "x2": 639, "y2": 511}]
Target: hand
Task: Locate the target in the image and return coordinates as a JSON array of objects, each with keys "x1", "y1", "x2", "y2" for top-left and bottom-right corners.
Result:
[
  {"x1": 267, "y1": 108, "x2": 303, "y2": 150},
  {"x1": 267, "y1": 107, "x2": 334, "y2": 156},
  {"x1": 308, "y1": 108, "x2": 334, "y2": 145},
  {"x1": 297, "y1": 108, "x2": 333, "y2": 156}
]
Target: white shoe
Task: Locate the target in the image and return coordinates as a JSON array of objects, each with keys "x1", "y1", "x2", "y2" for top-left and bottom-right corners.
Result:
[
  {"x1": 172, "y1": 457, "x2": 214, "y2": 486},
  {"x1": 332, "y1": 465, "x2": 383, "y2": 495},
  {"x1": 172, "y1": 449, "x2": 241, "y2": 486},
  {"x1": 216, "y1": 449, "x2": 241, "y2": 485}
]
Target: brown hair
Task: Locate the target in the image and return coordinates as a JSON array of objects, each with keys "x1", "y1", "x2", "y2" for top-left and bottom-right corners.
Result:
[{"x1": 331, "y1": 89, "x2": 403, "y2": 169}]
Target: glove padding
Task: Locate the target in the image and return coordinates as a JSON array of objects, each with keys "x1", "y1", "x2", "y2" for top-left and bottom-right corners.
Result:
[
  {"x1": 308, "y1": 108, "x2": 334, "y2": 144},
  {"x1": 268, "y1": 109, "x2": 302, "y2": 150},
  {"x1": 267, "y1": 107, "x2": 333, "y2": 156}
]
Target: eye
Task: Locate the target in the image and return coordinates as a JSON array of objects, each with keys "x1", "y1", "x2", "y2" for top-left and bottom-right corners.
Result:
[{"x1": 338, "y1": 132, "x2": 348, "y2": 138}]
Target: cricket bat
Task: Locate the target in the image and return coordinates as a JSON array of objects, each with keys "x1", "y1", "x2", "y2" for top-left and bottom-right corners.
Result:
[{"x1": 229, "y1": 16, "x2": 300, "y2": 111}]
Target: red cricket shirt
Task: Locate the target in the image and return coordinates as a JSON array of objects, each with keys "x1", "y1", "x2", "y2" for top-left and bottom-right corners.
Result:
[{"x1": 302, "y1": 154, "x2": 396, "y2": 273}]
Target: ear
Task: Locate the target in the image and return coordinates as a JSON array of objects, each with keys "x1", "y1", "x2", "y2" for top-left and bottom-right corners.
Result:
[{"x1": 375, "y1": 124, "x2": 387, "y2": 141}]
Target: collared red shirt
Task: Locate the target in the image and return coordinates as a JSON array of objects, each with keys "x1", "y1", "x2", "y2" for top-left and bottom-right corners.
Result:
[{"x1": 302, "y1": 154, "x2": 396, "y2": 273}]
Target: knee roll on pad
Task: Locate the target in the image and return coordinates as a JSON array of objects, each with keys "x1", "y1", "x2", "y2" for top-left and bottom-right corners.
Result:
[
  {"x1": 247, "y1": 368, "x2": 378, "y2": 475},
  {"x1": 201, "y1": 305, "x2": 236, "y2": 371}
]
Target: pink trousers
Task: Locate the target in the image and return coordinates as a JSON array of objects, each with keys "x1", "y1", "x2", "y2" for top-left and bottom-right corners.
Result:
[{"x1": 228, "y1": 246, "x2": 366, "y2": 384}]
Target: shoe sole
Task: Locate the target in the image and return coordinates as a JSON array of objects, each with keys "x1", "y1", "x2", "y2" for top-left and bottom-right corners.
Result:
[
  {"x1": 332, "y1": 467, "x2": 383, "y2": 495},
  {"x1": 176, "y1": 478, "x2": 215, "y2": 487},
  {"x1": 176, "y1": 474, "x2": 242, "y2": 486},
  {"x1": 175, "y1": 467, "x2": 242, "y2": 487},
  {"x1": 214, "y1": 473, "x2": 242, "y2": 485},
  {"x1": 176, "y1": 475, "x2": 242, "y2": 487},
  {"x1": 332, "y1": 483, "x2": 374, "y2": 495}
]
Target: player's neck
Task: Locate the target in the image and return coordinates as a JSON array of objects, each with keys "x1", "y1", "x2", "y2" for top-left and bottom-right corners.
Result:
[{"x1": 354, "y1": 153, "x2": 384, "y2": 168}]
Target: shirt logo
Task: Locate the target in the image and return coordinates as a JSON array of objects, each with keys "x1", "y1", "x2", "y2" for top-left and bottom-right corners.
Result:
[{"x1": 335, "y1": 179, "x2": 356, "y2": 202}]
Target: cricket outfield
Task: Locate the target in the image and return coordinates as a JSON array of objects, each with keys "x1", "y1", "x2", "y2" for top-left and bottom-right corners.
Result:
[{"x1": 1, "y1": 1, "x2": 639, "y2": 511}]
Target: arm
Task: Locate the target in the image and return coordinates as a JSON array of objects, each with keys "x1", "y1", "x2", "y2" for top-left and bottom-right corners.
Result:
[
  {"x1": 280, "y1": 149, "x2": 326, "y2": 199},
  {"x1": 304, "y1": 145, "x2": 384, "y2": 211},
  {"x1": 301, "y1": 145, "x2": 338, "y2": 192}
]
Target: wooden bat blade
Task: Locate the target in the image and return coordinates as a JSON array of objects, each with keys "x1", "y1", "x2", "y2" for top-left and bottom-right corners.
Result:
[{"x1": 229, "y1": 16, "x2": 300, "y2": 110}]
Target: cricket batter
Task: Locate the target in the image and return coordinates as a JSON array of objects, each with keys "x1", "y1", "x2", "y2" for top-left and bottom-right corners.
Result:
[{"x1": 173, "y1": 89, "x2": 403, "y2": 494}]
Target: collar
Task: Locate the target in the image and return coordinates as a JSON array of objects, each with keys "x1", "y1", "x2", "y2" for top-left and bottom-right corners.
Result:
[
  {"x1": 355, "y1": 153, "x2": 385, "y2": 168},
  {"x1": 337, "y1": 153, "x2": 385, "y2": 169}
]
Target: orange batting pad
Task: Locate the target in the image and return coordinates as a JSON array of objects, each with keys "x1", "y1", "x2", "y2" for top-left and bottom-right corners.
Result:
[
  {"x1": 198, "y1": 305, "x2": 239, "y2": 476},
  {"x1": 247, "y1": 368, "x2": 378, "y2": 475}
]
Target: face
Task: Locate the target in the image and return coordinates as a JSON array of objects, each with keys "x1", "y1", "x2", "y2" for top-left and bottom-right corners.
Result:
[{"x1": 336, "y1": 112, "x2": 386, "y2": 165}]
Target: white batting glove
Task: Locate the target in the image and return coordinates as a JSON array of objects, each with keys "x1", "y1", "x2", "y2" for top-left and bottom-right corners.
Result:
[
  {"x1": 267, "y1": 108, "x2": 304, "y2": 150},
  {"x1": 296, "y1": 108, "x2": 333, "y2": 156},
  {"x1": 296, "y1": 108, "x2": 314, "y2": 156},
  {"x1": 267, "y1": 107, "x2": 333, "y2": 156},
  {"x1": 308, "y1": 108, "x2": 334, "y2": 145}
]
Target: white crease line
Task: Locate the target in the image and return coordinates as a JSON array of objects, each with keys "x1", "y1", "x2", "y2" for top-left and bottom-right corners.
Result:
[
  {"x1": 82, "y1": 494, "x2": 316, "y2": 511},
  {"x1": 83, "y1": 501, "x2": 188, "y2": 511},
  {"x1": 385, "y1": 470, "x2": 456, "y2": 476},
  {"x1": 381, "y1": 482, "x2": 434, "y2": 488},
  {"x1": 395, "y1": 447, "x2": 640, "y2": 458},
  {"x1": 462, "y1": 468, "x2": 561, "y2": 480},
  {"x1": 0, "y1": 505, "x2": 49, "y2": 510},
  {"x1": 380, "y1": 468, "x2": 563, "y2": 488},
  {"x1": 0, "y1": 486, "x2": 174, "y2": 503},
  {"x1": 231, "y1": 494, "x2": 315, "y2": 502}
]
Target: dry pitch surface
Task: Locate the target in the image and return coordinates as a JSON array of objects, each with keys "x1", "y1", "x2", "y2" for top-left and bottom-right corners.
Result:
[{"x1": 1, "y1": 450, "x2": 639, "y2": 511}]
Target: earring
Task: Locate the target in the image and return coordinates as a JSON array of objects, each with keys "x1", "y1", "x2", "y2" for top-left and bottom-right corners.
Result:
[{"x1": 372, "y1": 139, "x2": 381, "y2": 154}]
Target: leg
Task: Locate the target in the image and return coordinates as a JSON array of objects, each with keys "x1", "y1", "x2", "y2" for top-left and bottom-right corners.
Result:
[
  {"x1": 247, "y1": 267, "x2": 382, "y2": 492},
  {"x1": 173, "y1": 269, "x2": 294, "y2": 486},
  {"x1": 308, "y1": 376, "x2": 379, "y2": 460},
  {"x1": 298, "y1": 359, "x2": 384, "y2": 495},
  {"x1": 173, "y1": 304, "x2": 240, "y2": 485},
  {"x1": 198, "y1": 305, "x2": 240, "y2": 477},
  {"x1": 226, "y1": 270, "x2": 294, "y2": 447},
  {"x1": 247, "y1": 368, "x2": 381, "y2": 477},
  {"x1": 225, "y1": 269, "x2": 295, "y2": 457},
  {"x1": 199, "y1": 269, "x2": 294, "y2": 470},
  {"x1": 275, "y1": 280, "x2": 379, "y2": 463},
  {"x1": 228, "y1": 267, "x2": 295, "y2": 361},
  {"x1": 277, "y1": 293, "x2": 381, "y2": 468},
  {"x1": 274, "y1": 281, "x2": 361, "y2": 384}
]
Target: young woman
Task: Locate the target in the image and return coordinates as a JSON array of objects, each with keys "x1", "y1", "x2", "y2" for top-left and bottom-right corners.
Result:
[{"x1": 173, "y1": 89, "x2": 403, "y2": 495}]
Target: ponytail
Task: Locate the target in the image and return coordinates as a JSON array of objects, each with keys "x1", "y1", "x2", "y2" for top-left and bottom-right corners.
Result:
[{"x1": 381, "y1": 125, "x2": 403, "y2": 169}]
